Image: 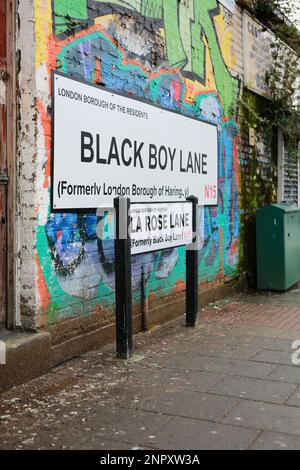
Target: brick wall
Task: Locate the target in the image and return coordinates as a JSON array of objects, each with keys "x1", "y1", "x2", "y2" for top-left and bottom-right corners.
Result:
[{"x1": 17, "y1": 1, "x2": 246, "y2": 338}]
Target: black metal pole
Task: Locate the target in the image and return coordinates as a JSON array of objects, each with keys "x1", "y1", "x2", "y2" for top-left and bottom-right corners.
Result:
[
  {"x1": 186, "y1": 195, "x2": 199, "y2": 327},
  {"x1": 114, "y1": 197, "x2": 133, "y2": 358}
]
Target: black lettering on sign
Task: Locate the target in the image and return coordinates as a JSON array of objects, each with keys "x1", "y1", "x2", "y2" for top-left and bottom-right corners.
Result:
[
  {"x1": 180, "y1": 150, "x2": 209, "y2": 174},
  {"x1": 202, "y1": 153, "x2": 207, "y2": 174},
  {"x1": 81, "y1": 131, "x2": 94, "y2": 162},
  {"x1": 81, "y1": 131, "x2": 107, "y2": 164},
  {"x1": 149, "y1": 144, "x2": 157, "y2": 169},
  {"x1": 121, "y1": 139, "x2": 132, "y2": 167},
  {"x1": 134, "y1": 141, "x2": 144, "y2": 168},
  {"x1": 107, "y1": 137, "x2": 121, "y2": 166}
]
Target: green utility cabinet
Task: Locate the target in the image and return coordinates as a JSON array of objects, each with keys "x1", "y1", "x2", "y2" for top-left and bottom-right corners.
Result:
[{"x1": 256, "y1": 204, "x2": 300, "y2": 290}]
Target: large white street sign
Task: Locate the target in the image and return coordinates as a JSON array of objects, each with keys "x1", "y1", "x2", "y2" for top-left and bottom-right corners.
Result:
[
  {"x1": 52, "y1": 72, "x2": 218, "y2": 211},
  {"x1": 130, "y1": 202, "x2": 193, "y2": 255}
]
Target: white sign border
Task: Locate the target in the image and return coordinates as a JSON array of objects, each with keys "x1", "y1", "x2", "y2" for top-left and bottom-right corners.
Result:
[
  {"x1": 51, "y1": 70, "x2": 219, "y2": 212},
  {"x1": 130, "y1": 200, "x2": 194, "y2": 255}
]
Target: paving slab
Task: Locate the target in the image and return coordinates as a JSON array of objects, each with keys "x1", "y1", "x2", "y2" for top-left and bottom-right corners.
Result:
[
  {"x1": 162, "y1": 336, "x2": 264, "y2": 359},
  {"x1": 251, "y1": 431, "x2": 300, "y2": 450},
  {"x1": 192, "y1": 356, "x2": 277, "y2": 379},
  {"x1": 278, "y1": 330, "x2": 300, "y2": 340},
  {"x1": 210, "y1": 376, "x2": 296, "y2": 404},
  {"x1": 225, "y1": 325, "x2": 283, "y2": 339},
  {"x1": 130, "y1": 368, "x2": 224, "y2": 393},
  {"x1": 150, "y1": 416, "x2": 259, "y2": 450},
  {"x1": 268, "y1": 365, "x2": 300, "y2": 384},
  {"x1": 251, "y1": 349, "x2": 293, "y2": 366},
  {"x1": 286, "y1": 386, "x2": 300, "y2": 407},
  {"x1": 67, "y1": 406, "x2": 172, "y2": 448},
  {"x1": 184, "y1": 344, "x2": 263, "y2": 360},
  {"x1": 247, "y1": 337, "x2": 294, "y2": 352},
  {"x1": 223, "y1": 400, "x2": 300, "y2": 435},
  {"x1": 72, "y1": 438, "x2": 152, "y2": 451},
  {"x1": 149, "y1": 352, "x2": 277, "y2": 379},
  {"x1": 200, "y1": 335, "x2": 292, "y2": 352},
  {"x1": 137, "y1": 389, "x2": 238, "y2": 422}
]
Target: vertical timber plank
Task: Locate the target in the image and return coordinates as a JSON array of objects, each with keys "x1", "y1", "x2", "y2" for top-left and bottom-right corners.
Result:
[
  {"x1": 0, "y1": 0, "x2": 7, "y2": 327},
  {"x1": 6, "y1": 0, "x2": 16, "y2": 329}
]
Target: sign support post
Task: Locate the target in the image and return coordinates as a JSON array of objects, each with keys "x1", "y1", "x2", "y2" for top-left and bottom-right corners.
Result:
[
  {"x1": 186, "y1": 196, "x2": 199, "y2": 327},
  {"x1": 114, "y1": 197, "x2": 133, "y2": 359}
]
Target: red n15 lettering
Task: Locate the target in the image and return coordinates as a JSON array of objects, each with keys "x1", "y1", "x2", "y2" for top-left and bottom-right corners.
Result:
[{"x1": 204, "y1": 185, "x2": 217, "y2": 200}]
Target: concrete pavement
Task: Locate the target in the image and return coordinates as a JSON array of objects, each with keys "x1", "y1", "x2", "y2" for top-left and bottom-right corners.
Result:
[{"x1": 2, "y1": 288, "x2": 300, "y2": 449}]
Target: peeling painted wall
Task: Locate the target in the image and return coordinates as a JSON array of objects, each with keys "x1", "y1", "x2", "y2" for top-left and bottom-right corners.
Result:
[
  {"x1": 17, "y1": 0, "x2": 39, "y2": 329},
  {"x1": 23, "y1": 0, "x2": 243, "y2": 330}
]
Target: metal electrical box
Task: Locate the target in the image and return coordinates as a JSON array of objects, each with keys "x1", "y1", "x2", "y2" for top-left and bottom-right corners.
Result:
[{"x1": 256, "y1": 204, "x2": 300, "y2": 291}]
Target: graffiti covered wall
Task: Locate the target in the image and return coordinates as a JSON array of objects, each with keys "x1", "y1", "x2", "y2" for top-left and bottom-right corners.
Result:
[{"x1": 34, "y1": 0, "x2": 241, "y2": 327}]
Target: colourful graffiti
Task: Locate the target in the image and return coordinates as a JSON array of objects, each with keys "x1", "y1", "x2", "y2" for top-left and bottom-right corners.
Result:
[
  {"x1": 52, "y1": 0, "x2": 238, "y2": 115},
  {"x1": 35, "y1": 0, "x2": 240, "y2": 323}
]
